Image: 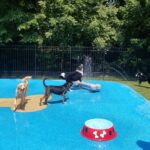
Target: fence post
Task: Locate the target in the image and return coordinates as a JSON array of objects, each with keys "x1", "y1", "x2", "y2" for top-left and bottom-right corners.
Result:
[
  {"x1": 102, "y1": 50, "x2": 104, "y2": 80},
  {"x1": 69, "y1": 46, "x2": 71, "y2": 72},
  {"x1": 34, "y1": 45, "x2": 36, "y2": 77}
]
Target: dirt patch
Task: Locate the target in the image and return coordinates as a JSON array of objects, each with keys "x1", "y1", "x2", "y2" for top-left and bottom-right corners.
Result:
[{"x1": 0, "y1": 95, "x2": 48, "y2": 112}]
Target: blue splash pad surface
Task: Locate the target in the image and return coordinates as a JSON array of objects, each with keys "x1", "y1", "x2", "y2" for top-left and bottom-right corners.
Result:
[{"x1": 0, "y1": 79, "x2": 150, "y2": 150}]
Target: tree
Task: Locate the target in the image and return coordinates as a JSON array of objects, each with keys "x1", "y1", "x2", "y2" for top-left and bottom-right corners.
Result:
[
  {"x1": 118, "y1": 0, "x2": 150, "y2": 73},
  {"x1": 0, "y1": 0, "x2": 121, "y2": 46}
]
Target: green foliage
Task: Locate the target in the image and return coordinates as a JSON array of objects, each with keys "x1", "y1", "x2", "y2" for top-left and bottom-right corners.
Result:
[
  {"x1": 0, "y1": 0, "x2": 149, "y2": 48},
  {"x1": 0, "y1": 0, "x2": 149, "y2": 73},
  {"x1": 0, "y1": 0, "x2": 121, "y2": 46},
  {"x1": 121, "y1": 0, "x2": 150, "y2": 48},
  {"x1": 116, "y1": 0, "x2": 150, "y2": 73}
]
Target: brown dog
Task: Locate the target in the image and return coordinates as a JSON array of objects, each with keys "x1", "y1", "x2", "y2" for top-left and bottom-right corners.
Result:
[
  {"x1": 40, "y1": 78, "x2": 72, "y2": 106},
  {"x1": 13, "y1": 76, "x2": 32, "y2": 111}
]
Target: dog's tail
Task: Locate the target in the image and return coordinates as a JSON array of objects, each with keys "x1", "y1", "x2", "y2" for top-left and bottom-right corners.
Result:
[
  {"x1": 59, "y1": 72, "x2": 66, "y2": 80},
  {"x1": 43, "y1": 78, "x2": 48, "y2": 87}
]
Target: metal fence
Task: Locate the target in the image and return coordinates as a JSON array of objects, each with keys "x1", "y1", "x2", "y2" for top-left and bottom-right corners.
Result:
[{"x1": 0, "y1": 45, "x2": 149, "y2": 80}]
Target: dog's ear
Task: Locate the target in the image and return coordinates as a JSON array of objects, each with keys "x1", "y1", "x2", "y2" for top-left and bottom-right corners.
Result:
[
  {"x1": 76, "y1": 64, "x2": 83, "y2": 71},
  {"x1": 135, "y1": 72, "x2": 142, "y2": 78},
  {"x1": 22, "y1": 76, "x2": 32, "y2": 81},
  {"x1": 79, "y1": 64, "x2": 83, "y2": 67},
  {"x1": 135, "y1": 73, "x2": 138, "y2": 77},
  {"x1": 140, "y1": 72, "x2": 143, "y2": 76},
  {"x1": 28, "y1": 76, "x2": 32, "y2": 79}
]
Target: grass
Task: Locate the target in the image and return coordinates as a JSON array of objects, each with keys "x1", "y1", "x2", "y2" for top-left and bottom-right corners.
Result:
[{"x1": 120, "y1": 81, "x2": 150, "y2": 101}]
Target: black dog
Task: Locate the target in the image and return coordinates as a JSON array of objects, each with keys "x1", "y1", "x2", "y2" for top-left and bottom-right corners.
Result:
[
  {"x1": 135, "y1": 72, "x2": 150, "y2": 85},
  {"x1": 40, "y1": 78, "x2": 72, "y2": 105},
  {"x1": 60, "y1": 64, "x2": 83, "y2": 82}
]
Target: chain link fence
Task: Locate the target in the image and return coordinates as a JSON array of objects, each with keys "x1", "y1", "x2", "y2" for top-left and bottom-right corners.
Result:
[{"x1": 0, "y1": 45, "x2": 149, "y2": 80}]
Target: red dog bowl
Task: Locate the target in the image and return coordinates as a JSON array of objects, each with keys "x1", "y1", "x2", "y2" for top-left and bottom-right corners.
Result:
[{"x1": 80, "y1": 118, "x2": 117, "y2": 141}]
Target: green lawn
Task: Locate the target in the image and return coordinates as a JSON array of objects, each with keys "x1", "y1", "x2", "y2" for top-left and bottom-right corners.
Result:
[{"x1": 120, "y1": 81, "x2": 150, "y2": 101}]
